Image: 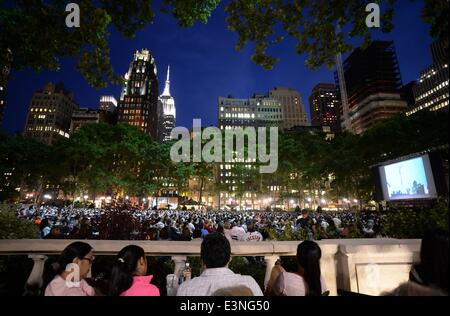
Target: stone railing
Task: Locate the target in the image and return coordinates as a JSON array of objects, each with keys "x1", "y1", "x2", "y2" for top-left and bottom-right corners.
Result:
[{"x1": 0, "y1": 238, "x2": 421, "y2": 296}]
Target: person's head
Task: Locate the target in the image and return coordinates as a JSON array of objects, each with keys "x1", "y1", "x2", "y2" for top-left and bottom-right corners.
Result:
[
  {"x1": 419, "y1": 230, "x2": 449, "y2": 293},
  {"x1": 109, "y1": 245, "x2": 147, "y2": 296},
  {"x1": 216, "y1": 225, "x2": 224, "y2": 234},
  {"x1": 223, "y1": 222, "x2": 231, "y2": 230},
  {"x1": 302, "y1": 209, "x2": 309, "y2": 218},
  {"x1": 39, "y1": 218, "x2": 50, "y2": 230},
  {"x1": 201, "y1": 233, "x2": 231, "y2": 269},
  {"x1": 297, "y1": 241, "x2": 322, "y2": 296},
  {"x1": 182, "y1": 225, "x2": 192, "y2": 238},
  {"x1": 44, "y1": 242, "x2": 93, "y2": 288},
  {"x1": 382, "y1": 281, "x2": 448, "y2": 296}
]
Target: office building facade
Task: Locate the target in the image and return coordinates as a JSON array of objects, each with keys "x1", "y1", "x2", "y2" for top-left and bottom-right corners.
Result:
[
  {"x1": 118, "y1": 49, "x2": 159, "y2": 139},
  {"x1": 268, "y1": 87, "x2": 309, "y2": 129},
  {"x1": 336, "y1": 41, "x2": 407, "y2": 134},
  {"x1": 23, "y1": 82, "x2": 78, "y2": 145},
  {"x1": 408, "y1": 41, "x2": 449, "y2": 115},
  {"x1": 70, "y1": 108, "x2": 100, "y2": 134},
  {"x1": 309, "y1": 83, "x2": 341, "y2": 134}
]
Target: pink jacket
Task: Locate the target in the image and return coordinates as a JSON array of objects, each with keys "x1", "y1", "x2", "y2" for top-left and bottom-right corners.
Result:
[
  {"x1": 45, "y1": 276, "x2": 95, "y2": 296},
  {"x1": 120, "y1": 275, "x2": 160, "y2": 296}
]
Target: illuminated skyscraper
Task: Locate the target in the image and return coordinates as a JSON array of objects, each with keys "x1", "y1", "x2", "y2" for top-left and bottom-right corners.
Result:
[
  {"x1": 118, "y1": 49, "x2": 159, "y2": 139},
  {"x1": 157, "y1": 66, "x2": 176, "y2": 143},
  {"x1": 309, "y1": 83, "x2": 340, "y2": 134}
]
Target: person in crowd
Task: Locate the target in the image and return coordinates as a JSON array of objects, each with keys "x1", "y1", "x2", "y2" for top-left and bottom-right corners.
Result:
[
  {"x1": 229, "y1": 222, "x2": 246, "y2": 241},
  {"x1": 409, "y1": 230, "x2": 449, "y2": 294},
  {"x1": 181, "y1": 223, "x2": 193, "y2": 241},
  {"x1": 109, "y1": 245, "x2": 160, "y2": 296},
  {"x1": 44, "y1": 241, "x2": 96, "y2": 296},
  {"x1": 192, "y1": 227, "x2": 203, "y2": 241},
  {"x1": 39, "y1": 218, "x2": 51, "y2": 238},
  {"x1": 223, "y1": 222, "x2": 233, "y2": 242},
  {"x1": 177, "y1": 233, "x2": 263, "y2": 296},
  {"x1": 242, "y1": 223, "x2": 263, "y2": 242},
  {"x1": 216, "y1": 224, "x2": 225, "y2": 235},
  {"x1": 266, "y1": 241, "x2": 327, "y2": 296},
  {"x1": 204, "y1": 220, "x2": 214, "y2": 234}
]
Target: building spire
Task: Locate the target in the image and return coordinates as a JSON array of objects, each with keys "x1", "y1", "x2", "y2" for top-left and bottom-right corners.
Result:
[{"x1": 162, "y1": 65, "x2": 171, "y2": 96}]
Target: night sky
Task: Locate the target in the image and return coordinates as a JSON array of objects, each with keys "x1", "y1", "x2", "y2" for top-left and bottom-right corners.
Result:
[{"x1": 1, "y1": 1, "x2": 435, "y2": 134}]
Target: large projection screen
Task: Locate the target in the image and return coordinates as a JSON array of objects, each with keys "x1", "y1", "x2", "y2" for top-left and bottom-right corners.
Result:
[{"x1": 379, "y1": 154, "x2": 437, "y2": 201}]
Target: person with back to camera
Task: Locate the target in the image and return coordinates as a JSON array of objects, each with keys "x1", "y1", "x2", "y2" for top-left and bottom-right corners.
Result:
[
  {"x1": 176, "y1": 233, "x2": 263, "y2": 296},
  {"x1": 266, "y1": 240, "x2": 328, "y2": 296},
  {"x1": 44, "y1": 241, "x2": 96, "y2": 296},
  {"x1": 383, "y1": 230, "x2": 450, "y2": 296},
  {"x1": 109, "y1": 245, "x2": 160, "y2": 296},
  {"x1": 409, "y1": 230, "x2": 449, "y2": 294}
]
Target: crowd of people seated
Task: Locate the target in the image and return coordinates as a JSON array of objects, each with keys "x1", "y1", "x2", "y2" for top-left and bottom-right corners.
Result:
[
  {"x1": 41, "y1": 230, "x2": 448, "y2": 297},
  {"x1": 16, "y1": 204, "x2": 380, "y2": 241}
]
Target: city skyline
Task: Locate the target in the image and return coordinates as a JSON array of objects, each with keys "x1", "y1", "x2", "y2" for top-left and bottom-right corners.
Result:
[{"x1": 1, "y1": 1, "x2": 435, "y2": 134}]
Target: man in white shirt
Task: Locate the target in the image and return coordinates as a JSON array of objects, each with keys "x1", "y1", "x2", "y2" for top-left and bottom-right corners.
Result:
[
  {"x1": 242, "y1": 224, "x2": 263, "y2": 242},
  {"x1": 177, "y1": 233, "x2": 263, "y2": 296},
  {"x1": 229, "y1": 222, "x2": 246, "y2": 241}
]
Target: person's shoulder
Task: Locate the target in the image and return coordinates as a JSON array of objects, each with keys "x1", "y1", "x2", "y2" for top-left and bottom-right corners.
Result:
[
  {"x1": 177, "y1": 277, "x2": 201, "y2": 295},
  {"x1": 127, "y1": 283, "x2": 160, "y2": 296}
]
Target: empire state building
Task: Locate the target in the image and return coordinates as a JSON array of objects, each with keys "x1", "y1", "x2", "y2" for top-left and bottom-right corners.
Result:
[{"x1": 157, "y1": 66, "x2": 176, "y2": 143}]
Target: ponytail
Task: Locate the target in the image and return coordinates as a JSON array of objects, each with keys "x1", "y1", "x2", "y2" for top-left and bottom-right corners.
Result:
[
  {"x1": 109, "y1": 245, "x2": 145, "y2": 296},
  {"x1": 297, "y1": 241, "x2": 322, "y2": 296}
]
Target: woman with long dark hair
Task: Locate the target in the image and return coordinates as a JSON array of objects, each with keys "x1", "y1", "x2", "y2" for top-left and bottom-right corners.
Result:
[
  {"x1": 44, "y1": 241, "x2": 95, "y2": 296},
  {"x1": 266, "y1": 241, "x2": 327, "y2": 296},
  {"x1": 410, "y1": 230, "x2": 449, "y2": 294},
  {"x1": 109, "y1": 245, "x2": 160, "y2": 296}
]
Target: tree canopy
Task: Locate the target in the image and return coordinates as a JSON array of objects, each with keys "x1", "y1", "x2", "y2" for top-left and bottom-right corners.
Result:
[
  {"x1": 1, "y1": 0, "x2": 447, "y2": 88},
  {"x1": 0, "y1": 109, "x2": 447, "y2": 205}
]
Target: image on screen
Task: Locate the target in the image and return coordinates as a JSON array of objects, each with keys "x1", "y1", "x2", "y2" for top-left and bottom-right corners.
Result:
[{"x1": 379, "y1": 155, "x2": 437, "y2": 201}]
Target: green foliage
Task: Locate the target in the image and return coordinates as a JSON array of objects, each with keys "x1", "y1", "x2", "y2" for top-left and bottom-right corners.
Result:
[
  {"x1": 0, "y1": 0, "x2": 219, "y2": 88},
  {"x1": 162, "y1": 0, "x2": 221, "y2": 27},
  {"x1": 0, "y1": 204, "x2": 39, "y2": 239},
  {"x1": 0, "y1": 133, "x2": 51, "y2": 201},
  {"x1": 380, "y1": 200, "x2": 449, "y2": 239},
  {"x1": 1, "y1": 1, "x2": 447, "y2": 87},
  {"x1": 225, "y1": 0, "x2": 448, "y2": 70},
  {"x1": 229, "y1": 256, "x2": 265, "y2": 290}
]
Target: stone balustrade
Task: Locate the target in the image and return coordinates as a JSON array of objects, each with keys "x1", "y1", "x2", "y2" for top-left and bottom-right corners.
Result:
[{"x1": 0, "y1": 238, "x2": 421, "y2": 296}]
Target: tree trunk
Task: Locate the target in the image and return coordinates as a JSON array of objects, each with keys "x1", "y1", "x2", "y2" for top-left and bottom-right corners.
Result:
[
  {"x1": 199, "y1": 177, "x2": 204, "y2": 206},
  {"x1": 218, "y1": 191, "x2": 221, "y2": 210}
]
